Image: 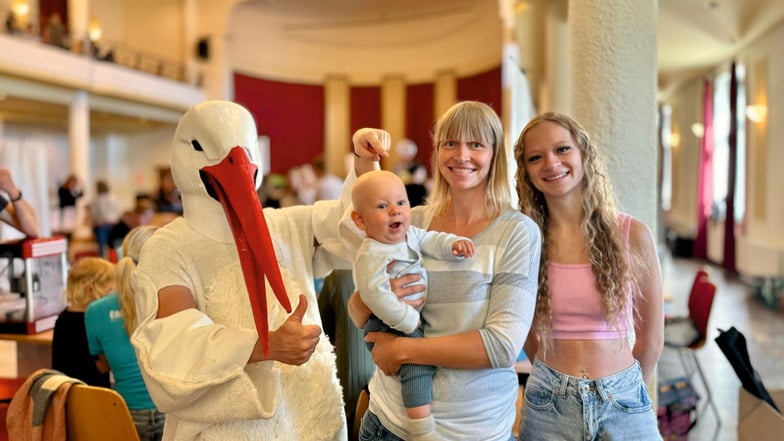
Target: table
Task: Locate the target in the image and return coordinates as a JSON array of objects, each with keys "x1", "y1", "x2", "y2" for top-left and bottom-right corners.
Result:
[{"x1": 0, "y1": 330, "x2": 53, "y2": 378}]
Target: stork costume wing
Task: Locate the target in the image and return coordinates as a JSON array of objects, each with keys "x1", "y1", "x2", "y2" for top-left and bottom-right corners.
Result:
[{"x1": 130, "y1": 100, "x2": 351, "y2": 441}]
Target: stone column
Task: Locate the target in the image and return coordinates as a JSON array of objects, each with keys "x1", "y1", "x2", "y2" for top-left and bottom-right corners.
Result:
[
  {"x1": 434, "y1": 70, "x2": 457, "y2": 120},
  {"x1": 69, "y1": 90, "x2": 90, "y2": 237},
  {"x1": 324, "y1": 75, "x2": 351, "y2": 176},
  {"x1": 568, "y1": 0, "x2": 658, "y2": 228},
  {"x1": 381, "y1": 75, "x2": 406, "y2": 171}
]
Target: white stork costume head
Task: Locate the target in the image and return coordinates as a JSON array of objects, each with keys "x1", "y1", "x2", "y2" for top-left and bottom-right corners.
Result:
[{"x1": 171, "y1": 100, "x2": 290, "y2": 355}]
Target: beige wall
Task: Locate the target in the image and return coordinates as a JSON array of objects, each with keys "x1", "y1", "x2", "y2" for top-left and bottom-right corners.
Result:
[{"x1": 664, "y1": 20, "x2": 784, "y2": 272}]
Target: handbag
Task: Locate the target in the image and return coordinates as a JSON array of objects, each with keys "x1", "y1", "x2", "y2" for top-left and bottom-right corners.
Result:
[{"x1": 657, "y1": 377, "x2": 699, "y2": 440}]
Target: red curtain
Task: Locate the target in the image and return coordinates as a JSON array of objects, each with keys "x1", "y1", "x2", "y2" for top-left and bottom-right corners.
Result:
[
  {"x1": 234, "y1": 73, "x2": 324, "y2": 175},
  {"x1": 723, "y1": 62, "x2": 738, "y2": 272},
  {"x1": 693, "y1": 78, "x2": 714, "y2": 259},
  {"x1": 457, "y1": 66, "x2": 502, "y2": 117},
  {"x1": 406, "y1": 83, "x2": 435, "y2": 169},
  {"x1": 350, "y1": 86, "x2": 381, "y2": 142}
]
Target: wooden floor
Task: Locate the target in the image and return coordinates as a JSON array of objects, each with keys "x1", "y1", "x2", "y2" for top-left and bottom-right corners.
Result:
[{"x1": 657, "y1": 251, "x2": 784, "y2": 441}]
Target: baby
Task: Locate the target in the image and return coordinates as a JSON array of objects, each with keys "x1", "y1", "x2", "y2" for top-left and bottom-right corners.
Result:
[{"x1": 350, "y1": 170, "x2": 474, "y2": 441}]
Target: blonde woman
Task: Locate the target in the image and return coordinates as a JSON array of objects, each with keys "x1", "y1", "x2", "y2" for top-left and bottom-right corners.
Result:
[
  {"x1": 85, "y1": 226, "x2": 165, "y2": 441},
  {"x1": 514, "y1": 112, "x2": 663, "y2": 439},
  {"x1": 347, "y1": 101, "x2": 541, "y2": 441},
  {"x1": 52, "y1": 257, "x2": 115, "y2": 386}
]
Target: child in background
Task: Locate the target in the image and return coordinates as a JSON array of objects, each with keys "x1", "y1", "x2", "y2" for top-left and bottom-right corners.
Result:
[
  {"x1": 350, "y1": 170, "x2": 474, "y2": 441},
  {"x1": 51, "y1": 257, "x2": 115, "y2": 386},
  {"x1": 86, "y1": 226, "x2": 165, "y2": 441}
]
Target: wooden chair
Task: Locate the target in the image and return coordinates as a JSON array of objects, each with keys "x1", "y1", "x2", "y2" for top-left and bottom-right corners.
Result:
[
  {"x1": 352, "y1": 386, "x2": 370, "y2": 441},
  {"x1": 66, "y1": 384, "x2": 140, "y2": 441}
]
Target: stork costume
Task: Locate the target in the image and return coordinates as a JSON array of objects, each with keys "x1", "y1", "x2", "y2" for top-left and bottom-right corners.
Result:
[{"x1": 132, "y1": 101, "x2": 352, "y2": 441}]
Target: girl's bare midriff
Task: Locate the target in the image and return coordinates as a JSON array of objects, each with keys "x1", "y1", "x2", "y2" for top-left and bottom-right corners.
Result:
[{"x1": 539, "y1": 338, "x2": 635, "y2": 379}]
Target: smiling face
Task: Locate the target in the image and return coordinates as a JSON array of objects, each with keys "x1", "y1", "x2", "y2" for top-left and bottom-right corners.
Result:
[
  {"x1": 436, "y1": 137, "x2": 494, "y2": 193},
  {"x1": 351, "y1": 170, "x2": 411, "y2": 245},
  {"x1": 521, "y1": 120, "x2": 585, "y2": 199}
]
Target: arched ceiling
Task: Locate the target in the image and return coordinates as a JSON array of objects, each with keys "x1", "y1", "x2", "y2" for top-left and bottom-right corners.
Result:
[{"x1": 226, "y1": 0, "x2": 503, "y2": 85}]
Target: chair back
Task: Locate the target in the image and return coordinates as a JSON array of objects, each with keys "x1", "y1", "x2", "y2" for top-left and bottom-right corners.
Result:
[
  {"x1": 687, "y1": 278, "x2": 717, "y2": 346},
  {"x1": 66, "y1": 384, "x2": 140, "y2": 441}
]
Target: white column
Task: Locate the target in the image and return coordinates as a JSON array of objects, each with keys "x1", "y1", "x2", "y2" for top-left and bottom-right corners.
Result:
[
  {"x1": 434, "y1": 70, "x2": 456, "y2": 120},
  {"x1": 568, "y1": 0, "x2": 658, "y2": 229},
  {"x1": 542, "y1": 0, "x2": 570, "y2": 114},
  {"x1": 69, "y1": 90, "x2": 90, "y2": 238},
  {"x1": 67, "y1": 0, "x2": 89, "y2": 53},
  {"x1": 381, "y1": 75, "x2": 406, "y2": 171},
  {"x1": 324, "y1": 75, "x2": 351, "y2": 176}
]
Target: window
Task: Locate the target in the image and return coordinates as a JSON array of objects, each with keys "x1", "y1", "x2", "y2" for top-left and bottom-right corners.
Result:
[{"x1": 711, "y1": 66, "x2": 746, "y2": 223}]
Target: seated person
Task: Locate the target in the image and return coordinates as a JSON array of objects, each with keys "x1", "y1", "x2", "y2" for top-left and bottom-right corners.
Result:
[
  {"x1": 52, "y1": 257, "x2": 115, "y2": 387},
  {"x1": 109, "y1": 200, "x2": 155, "y2": 251},
  {"x1": 0, "y1": 168, "x2": 40, "y2": 237},
  {"x1": 86, "y1": 226, "x2": 165, "y2": 441}
]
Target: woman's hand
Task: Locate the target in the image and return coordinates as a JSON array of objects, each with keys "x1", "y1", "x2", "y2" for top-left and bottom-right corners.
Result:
[
  {"x1": 389, "y1": 274, "x2": 425, "y2": 308},
  {"x1": 389, "y1": 263, "x2": 425, "y2": 308},
  {"x1": 365, "y1": 331, "x2": 405, "y2": 375}
]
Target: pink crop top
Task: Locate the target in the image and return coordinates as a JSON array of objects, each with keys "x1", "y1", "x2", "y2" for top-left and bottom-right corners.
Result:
[{"x1": 549, "y1": 213, "x2": 633, "y2": 340}]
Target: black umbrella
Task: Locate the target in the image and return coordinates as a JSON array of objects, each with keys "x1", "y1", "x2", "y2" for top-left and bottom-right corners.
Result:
[{"x1": 714, "y1": 326, "x2": 780, "y2": 413}]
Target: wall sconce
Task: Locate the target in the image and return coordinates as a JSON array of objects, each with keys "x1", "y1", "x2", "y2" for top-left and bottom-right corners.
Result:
[
  {"x1": 88, "y1": 19, "x2": 103, "y2": 41},
  {"x1": 746, "y1": 104, "x2": 767, "y2": 123},
  {"x1": 11, "y1": 0, "x2": 29, "y2": 17},
  {"x1": 690, "y1": 122, "x2": 704, "y2": 138},
  {"x1": 668, "y1": 132, "x2": 681, "y2": 148}
]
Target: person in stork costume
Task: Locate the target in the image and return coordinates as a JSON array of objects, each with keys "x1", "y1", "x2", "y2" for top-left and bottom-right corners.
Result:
[{"x1": 130, "y1": 100, "x2": 389, "y2": 441}]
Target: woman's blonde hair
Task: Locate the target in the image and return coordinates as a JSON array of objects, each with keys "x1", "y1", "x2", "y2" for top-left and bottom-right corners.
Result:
[
  {"x1": 514, "y1": 112, "x2": 634, "y2": 342},
  {"x1": 427, "y1": 101, "x2": 512, "y2": 217},
  {"x1": 116, "y1": 225, "x2": 158, "y2": 335},
  {"x1": 66, "y1": 257, "x2": 115, "y2": 311}
]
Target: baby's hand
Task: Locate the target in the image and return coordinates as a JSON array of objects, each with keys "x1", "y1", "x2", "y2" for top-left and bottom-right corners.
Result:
[{"x1": 452, "y1": 239, "x2": 474, "y2": 258}]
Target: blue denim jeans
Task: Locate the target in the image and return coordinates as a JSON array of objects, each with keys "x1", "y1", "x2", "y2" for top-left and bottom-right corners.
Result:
[
  {"x1": 359, "y1": 411, "x2": 405, "y2": 441},
  {"x1": 520, "y1": 359, "x2": 662, "y2": 441},
  {"x1": 130, "y1": 408, "x2": 165, "y2": 441}
]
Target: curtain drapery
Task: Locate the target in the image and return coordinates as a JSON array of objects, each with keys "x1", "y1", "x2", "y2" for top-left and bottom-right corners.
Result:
[{"x1": 693, "y1": 78, "x2": 714, "y2": 259}]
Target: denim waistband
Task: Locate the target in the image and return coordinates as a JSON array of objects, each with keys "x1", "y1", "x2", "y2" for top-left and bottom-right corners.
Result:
[{"x1": 531, "y1": 358, "x2": 642, "y2": 402}]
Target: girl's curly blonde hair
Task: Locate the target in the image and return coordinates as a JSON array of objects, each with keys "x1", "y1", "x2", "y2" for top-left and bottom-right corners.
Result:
[{"x1": 514, "y1": 112, "x2": 638, "y2": 347}]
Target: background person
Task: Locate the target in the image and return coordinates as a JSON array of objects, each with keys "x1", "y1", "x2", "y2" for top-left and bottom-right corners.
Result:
[
  {"x1": 514, "y1": 112, "x2": 663, "y2": 440},
  {"x1": 108, "y1": 200, "x2": 155, "y2": 252},
  {"x1": 51, "y1": 257, "x2": 115, "y2": 387},
  {"x1": 85, "y1": 226, "x2": 165, "y2": 441},
  {"x1": 0, "y1": 167, "x2": 40, "y2": 237},
  {"x1": 89, "y1": 180, "x2": 121, "y2": 258}
]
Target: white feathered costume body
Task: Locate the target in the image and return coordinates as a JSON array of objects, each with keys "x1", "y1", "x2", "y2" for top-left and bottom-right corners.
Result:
[{"x1": 131, "y1": 101, "x2": 351, "y2": 441}]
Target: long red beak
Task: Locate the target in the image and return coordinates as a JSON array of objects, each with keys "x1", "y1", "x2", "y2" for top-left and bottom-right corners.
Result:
[{"x1": 200, "y1": 146, "x2": 292, "y2": 356}]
